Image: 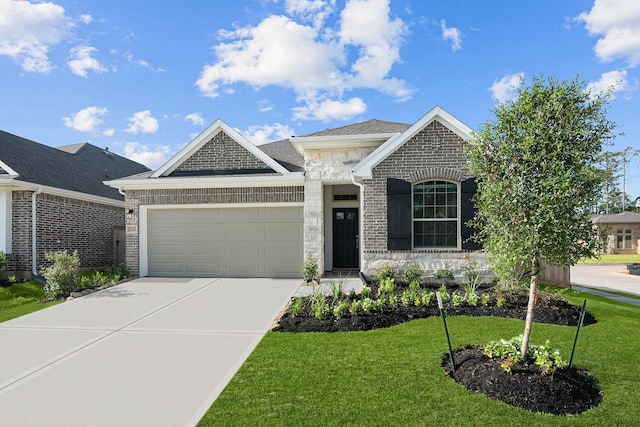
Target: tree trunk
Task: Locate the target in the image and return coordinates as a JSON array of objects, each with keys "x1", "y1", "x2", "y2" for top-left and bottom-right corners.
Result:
[{"x1": 520, "y1": 257, "x2": 540, "y2": 360}]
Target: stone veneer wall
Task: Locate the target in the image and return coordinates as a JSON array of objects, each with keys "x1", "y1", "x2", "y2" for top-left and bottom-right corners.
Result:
[
  {"x1": 303, "y1": 147, "x2": 377, "y2": 273},
  {"x1": 124, "y1": 186, "x2": 304, "y2": 276},
  {"x1": 7, "y1": 191, "x2": 124, "y2": 276},
  {"x1": 360, "y1": 121, "x2": 489, "y2": 278},
  {"x1": 174, "y1": 131, "x2": 272, "y2": 172}
]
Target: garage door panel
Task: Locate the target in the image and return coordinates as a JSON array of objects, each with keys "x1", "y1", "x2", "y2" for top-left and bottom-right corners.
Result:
[
  {"x1": 187, "y1": 225, "x2": 221, "y2": 239},
  {"x1": 147, "y1": 206, "x2": 302, "y2": 278}
]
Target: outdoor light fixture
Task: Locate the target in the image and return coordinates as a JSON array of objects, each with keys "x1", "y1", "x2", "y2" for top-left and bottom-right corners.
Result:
[{"x1": 127, "y1": 208, "x2": 134, "y2": 215}]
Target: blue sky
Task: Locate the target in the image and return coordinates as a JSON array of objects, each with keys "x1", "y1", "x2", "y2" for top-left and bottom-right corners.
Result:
[{"x1": 1, "y1": 0, "x2": 639, "y2": 199}]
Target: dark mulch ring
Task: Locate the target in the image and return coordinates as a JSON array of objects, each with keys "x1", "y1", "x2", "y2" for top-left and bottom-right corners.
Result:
[
  {"x1": 442, "y1": 346, "x2": 603, "y2": 415},
  {"x1": 273, "y1": 301, "x2": 596, "y2": 333}
]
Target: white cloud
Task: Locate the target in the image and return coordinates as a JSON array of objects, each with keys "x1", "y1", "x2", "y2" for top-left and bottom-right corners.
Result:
[
  {"x1": 440, "y1": 19, "x2": 462, "y2": 51},
  {"x1": 489, "y1": 72, "x2": 524, "y2": 102},
  {"x1": 0, "y1": 0, "x2": 73, "y2": 73},
  {"x1": 196, "y1": 0, "x2": 411, "y2": 121},
  {"x1": 292, "y1": 96, "x2": 366, "y2": 121},
  {"x1": 62, "y1": 106, "x2": 108, "y2": 132},
  {"x1": 243, "y1": 123, "x2": 296, "y2": 145},
  {"x1": 103, "y1": 128, "x2": 115, "y2": 136},
  {"x1": 586, "y1": 69, "x2": 637, "y2": 99},
  {"x1": 126, "y1": 110, "x2": 159, "y2": 134},
  {"x1": 285, "y1": 0, "x2": 336, "y2": 28},
  {"x1": 185, "y1": 112, "x2": 205, "y2": 126},
  {"x1": 577, "y1": 1, "x2": 640, "y2": 66},
  {"x1": 67, "y1": 45, "x2": 106, "y2": 78},
  {"x1": 79, "y1": 14, "x2": 92, "y2": 24},
  {"x1": 258, "y1": 99, "x2": 273, "y2": 113},
  {"x1": 121, "y1": 141, "x2": 170, "y2": 170}
]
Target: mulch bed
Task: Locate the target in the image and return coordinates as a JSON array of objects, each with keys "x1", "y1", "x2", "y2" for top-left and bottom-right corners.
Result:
[
  {"x1": 442, "y1": 346, "x2": 602, "y2": 415},
  {"x1": 273, "y1": 294, "x2": 602, "y2": 415},
  {"x1": 273, "y1": 300, "x2": 596, "y2": 333}
]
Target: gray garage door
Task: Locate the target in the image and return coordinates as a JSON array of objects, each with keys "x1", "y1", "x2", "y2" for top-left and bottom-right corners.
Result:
[{"x1": 147, "y1": 206, "x2": 303, "y2": 278}]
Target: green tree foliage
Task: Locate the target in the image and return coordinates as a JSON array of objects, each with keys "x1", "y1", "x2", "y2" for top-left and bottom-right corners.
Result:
[{"x1": 466, "y1": 75, "x2": 617, "y2": 357}]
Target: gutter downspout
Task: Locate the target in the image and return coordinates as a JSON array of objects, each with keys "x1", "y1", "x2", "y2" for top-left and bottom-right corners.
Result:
[
  {"x1": 32, "y1": 187, "x2": 42, "y2": 276},
  {"x1": 351, "y1": 173, "x2": 365, "y2": 281}
]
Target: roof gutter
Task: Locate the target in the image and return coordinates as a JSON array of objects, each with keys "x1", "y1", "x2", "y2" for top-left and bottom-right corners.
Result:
[{"x1": 32, "y1": 187, "x2": 42, "y2": 276}]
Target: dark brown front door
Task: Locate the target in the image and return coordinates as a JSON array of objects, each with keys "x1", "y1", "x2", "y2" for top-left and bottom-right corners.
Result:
[{"x1": 333, "y1": 208, "x2": 359, "y2": 269}]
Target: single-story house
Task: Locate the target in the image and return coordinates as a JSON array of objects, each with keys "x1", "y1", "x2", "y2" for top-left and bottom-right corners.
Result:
[
  {"x1": 106, "y1": 106, "x2": 487, "y2": 279},
  {"x1": 0, "y1": 131, "x2": 150, "y2": 278},
  {"x1": 592, "y1": 211, "x2": 640, "y2": 254}
]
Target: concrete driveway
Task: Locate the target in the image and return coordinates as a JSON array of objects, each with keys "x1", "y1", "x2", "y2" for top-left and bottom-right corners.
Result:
[{"x1": 0, "y1": 277, "x2": 299, "y2": 427}]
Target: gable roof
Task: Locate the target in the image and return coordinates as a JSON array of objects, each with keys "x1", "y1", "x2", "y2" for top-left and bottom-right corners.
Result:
[
  {"x1": 352, "y1": 106, "x2": 473, "y2": 179},
  {"x1": 592, "y1": 211, "x2": 640, "y2": 224},
  {"x1": 152, "y1": 119, "x2": 291, "y2": 177},
  {"x1": 0, "y1": 130, "x2": 149, "y2": 200}
]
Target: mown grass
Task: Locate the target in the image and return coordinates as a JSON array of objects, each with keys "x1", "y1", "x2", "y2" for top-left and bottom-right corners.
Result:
[
  {"x1": 0, "y1": 281, "x2": 62, "y2": 323},
  {"x1": 198, "y1": 289, "x2": 639, "y2": 427},
  {"x1": 578, "y1": 254, "x2": 640, "y2": 265}
]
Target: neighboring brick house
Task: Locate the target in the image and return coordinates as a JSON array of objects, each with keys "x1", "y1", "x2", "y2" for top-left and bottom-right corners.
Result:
[
  {"x1": 106, "y1": 106, "x2": 488, "y2": 280},
  {"x1": 0, "y1": 131, "x2": 149, "y2": 278},
  {"x1": 592, "y1": 211, "x2": 640, "y2": 254}
]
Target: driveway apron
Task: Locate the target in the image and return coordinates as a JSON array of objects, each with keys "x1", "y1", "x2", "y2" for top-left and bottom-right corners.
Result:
[{"x1": 0, "y1": 277, "x2": 299, "y2": 427}]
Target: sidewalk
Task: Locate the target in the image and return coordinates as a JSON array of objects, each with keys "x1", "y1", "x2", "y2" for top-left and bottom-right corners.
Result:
[{"x1": 570, "y1": 265, "x2": 640, "y2": 306}]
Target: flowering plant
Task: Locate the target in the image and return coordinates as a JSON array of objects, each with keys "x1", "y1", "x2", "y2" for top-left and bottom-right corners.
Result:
[
  {"x1": 496, "y1": 294, "x2": 507, "y2": 307},
  {"x1": 484, "y1": 335, "x2": 566, "y2": 374}
]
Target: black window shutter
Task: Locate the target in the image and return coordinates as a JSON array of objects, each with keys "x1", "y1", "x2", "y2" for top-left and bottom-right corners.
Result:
[
  {"x1": 460, "y1": 178, "x2": 482, "y2": 250},
  {"x1": 387, "y1": 178, "x2": 412, "y2": 250}
]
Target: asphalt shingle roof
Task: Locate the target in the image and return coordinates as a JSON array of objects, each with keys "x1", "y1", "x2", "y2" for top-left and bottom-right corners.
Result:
[
  {"x1": 301, "y1": 119, "x2": 410, "y2": 137},
  {"x1": 592, "y1": 211, "x2": 640, "y2": 224},
  {"x1": 0, "y1": 130, "x2": 149, "y2": 200}
]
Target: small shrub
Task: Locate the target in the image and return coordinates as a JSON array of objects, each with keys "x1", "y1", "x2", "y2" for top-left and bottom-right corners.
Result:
[
  {"x1": 484, "y1": 335, "x2": 566, "y2": 374},
  {"x1": 333, "y1": 300, "x2": 349, "y2": 318},
  {"x1": 109, "y1": 263, "x2": 130, "y2": 279},
  {"x1": 361, "y1": 298, "x2": 375, "y2": 313},
  {"x1": 8, "y1": 275, "x2": 19, "y2": 284},
  {"x1": 400, "y1": 290, "x2": 414, "y2": 307},
  {"x1": 420, "y1": 291, "x2": 434, "y2": 306},
  {"x1": 466, "y1": 293, "x2": 479, "y2": 306},
  {"x1": 387, "y1": 294, "x2": 398, "y2": 309},
  {"x1": 438, "y1": 284, "x2": 450, "y2": 303},
  {"x1": 378, "y1": 277, "x2": 396, "y2": 295},
  {"x1": 40, "y1": 250, "x2": 80, "y2": 298},
  {"x1": 303, "y1": 254, "x2": 319, "y2": 282},
  {"x1": 479, "y1": 293, "x2": 490, "y2": 306},
  {"x1": 408, "y1": 280, "x2": 420, "y2": 293},
  {"x1": 373, "y1": 298, "x2": 385, "y2": 312},
  {"x1": 451, "y1": 292, "x2": 464, "y2": 307},
  {"x1": 496, "y1": 294, "x2": 507, "y2": 307},
  {"x1": 361, "y1": 286, "x2": 372, "y2": 299},
  {"x1": 376, "y1": 265, "x2": 395, "y2": 282},
  {"x1": 0, "y1": 251, "x2": 8, "y2": 275},
  {"x1": 434, "y1": 267, "x2": 454, "y2": 286},
  {"x1": 289, "y1": 297, "x2": 306, "y2": 317},
  {"x1": 348, "y1": 301, "x2": 360, "y2": 315},
  {"x1": 402, "y1": 262, "x2": 422, "y2": 285}
]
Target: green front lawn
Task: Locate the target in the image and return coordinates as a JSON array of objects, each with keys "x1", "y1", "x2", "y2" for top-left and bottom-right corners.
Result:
[
  {"x1": 0, "y1": 281, "x2": 62, "y2": 323},
  {"x1": 579, "y1": 254, "x2": 640, "y2": 265},
  {"x1": 198, "y1": 289, "x2": 639, "y2": 426}
]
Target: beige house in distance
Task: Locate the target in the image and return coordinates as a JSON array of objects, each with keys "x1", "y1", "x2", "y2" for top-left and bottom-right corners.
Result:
[{"x1": 592, "y1": 211, "x2": 640, "y2": 254}]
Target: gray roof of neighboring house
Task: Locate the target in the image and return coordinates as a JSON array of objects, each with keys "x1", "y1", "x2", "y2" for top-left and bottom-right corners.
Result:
[
  {"x1": 592, "y1": 211, "x2": 640, "y2": 224},
  {"x1": 0, "y1": 130, "x2": 150, "y2": 200},
  {"x1": 257, "y1": 119, "x2": 410, "y2": 172}
]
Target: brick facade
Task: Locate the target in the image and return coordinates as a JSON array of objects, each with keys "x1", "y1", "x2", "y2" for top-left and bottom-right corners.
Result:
[
  {"x1": 174, "y1": 131, "x2": 272, "y2": 172},
  {"x1": 7, "y1": 190, "x2": 125, "y2": 277},
  {"x1": 360, "y1": 121, "x2": 487, "y2": 277},
  {"x1": 124, "y1": 186, "x2": 304, "y2": 276}
]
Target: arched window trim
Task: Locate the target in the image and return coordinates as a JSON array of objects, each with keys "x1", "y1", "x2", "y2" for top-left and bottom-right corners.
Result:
[{"x1": 412, "y1": 179, "x2": 461, "y2": 249}]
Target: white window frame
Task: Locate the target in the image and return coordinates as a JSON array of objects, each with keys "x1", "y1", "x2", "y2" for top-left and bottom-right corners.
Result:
[{"x1": 412, "y1": 180, "x2": 460, "y2": 249}]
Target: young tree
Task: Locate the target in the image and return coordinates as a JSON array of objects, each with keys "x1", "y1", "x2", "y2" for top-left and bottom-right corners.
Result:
[{"x1": 466, "y1": 75, "x2": 617, "y2": 358}]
